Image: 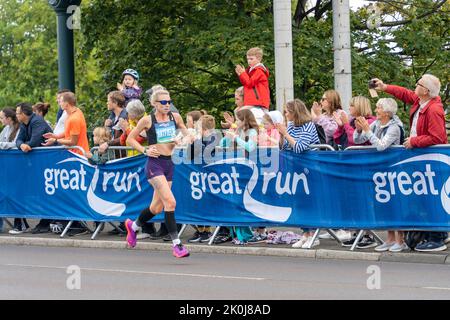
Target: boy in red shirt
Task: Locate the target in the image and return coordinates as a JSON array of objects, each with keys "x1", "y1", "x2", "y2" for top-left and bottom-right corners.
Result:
[{"x1": 235, "y1": 47, "x2": 271, "y2": 111}]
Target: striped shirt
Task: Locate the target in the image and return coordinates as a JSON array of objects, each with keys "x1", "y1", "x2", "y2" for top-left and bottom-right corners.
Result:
[{"x1": 282, "y1": 121, "x2": 320, "y2": 153}]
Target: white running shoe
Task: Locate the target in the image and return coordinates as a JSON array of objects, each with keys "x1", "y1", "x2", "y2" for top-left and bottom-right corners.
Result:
[
  {"x1": 389, "y1": 242, "x2": 408, "y2": 252},
  {"x1": 136, "y1": 232, "x2": 150, "y2": 240},
  {"x1": 292, "y1": 235, "x2": 308, "y2": 248},
  {"x1": 9, "y1": 227, "x2": 28, "y2": 235},
  {"x1": 375, "y1": 242, "x2": 395, "y2": 252},
  {"x1": 335, "y1": 230, "x2": 353, "y2": 241},
  {"x1": 301, "y1": 237, "x2": 320, "y2": 249}
]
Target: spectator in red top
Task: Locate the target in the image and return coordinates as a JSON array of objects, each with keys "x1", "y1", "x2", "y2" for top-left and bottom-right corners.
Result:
[
  {"x1": 373, "y1": 74, "x2": 448, "y2": 252},
  {"x1": 374, "y1": 75, "x2": 446, "y2": 148},
  {"x1": 235, "y1": 47, "x2": 270, "y2": 113}
]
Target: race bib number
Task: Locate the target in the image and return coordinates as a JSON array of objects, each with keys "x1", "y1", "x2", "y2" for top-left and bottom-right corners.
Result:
[{"x1": 155, "y1": 121, "x2": 176, "y2": 144}]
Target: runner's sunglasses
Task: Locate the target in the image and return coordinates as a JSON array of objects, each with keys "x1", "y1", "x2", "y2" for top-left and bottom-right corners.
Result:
[{"x1": 157, "y1": 100, "x2": 172, "y2": 105}]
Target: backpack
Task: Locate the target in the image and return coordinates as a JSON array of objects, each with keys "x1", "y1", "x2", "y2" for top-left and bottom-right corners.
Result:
[
  {"x1": 231, "y1": 226, "x2": 254, "y2": 243},
  {"x1": 404, "y1": 231, "x2": 426, "y2": 249},
  {"x1": 314, "y1": 124, "x2": 327, "y2": 145},
  {"x1": 314, "y1": 124, "x2": 341, "y2": 150}
]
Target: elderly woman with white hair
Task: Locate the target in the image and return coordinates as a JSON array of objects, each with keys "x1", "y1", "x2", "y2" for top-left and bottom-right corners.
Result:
[
  {"x1": 353, "y1": 98, "x2": 408, "y2": 252},
  {"x1": 371, "y1": 74, "x2": 448, "y2": 252},
  {"x1": 353, "y1": 98, "x2": 404, "y2": 152},
  {"x1": 119, "y1": 99, "x2": 148, "y2": 157}
]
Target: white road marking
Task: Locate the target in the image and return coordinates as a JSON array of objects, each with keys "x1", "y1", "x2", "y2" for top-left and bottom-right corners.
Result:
[
  {"x1": 422, "y1": 287, "x2": 450, "y2": 291},
  {"x1": 3, "y1": 263, "x2": 265, "y2": 281}
]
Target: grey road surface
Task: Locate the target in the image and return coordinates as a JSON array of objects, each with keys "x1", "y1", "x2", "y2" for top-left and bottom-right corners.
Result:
[{"x1": 1, "y1": 245, "x2": 449, "y2": 300}]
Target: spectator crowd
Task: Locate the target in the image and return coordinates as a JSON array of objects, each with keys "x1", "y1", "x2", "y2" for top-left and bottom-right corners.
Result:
[{"x1": 0, "y1": 47, "x2": 448, "y2": 253}]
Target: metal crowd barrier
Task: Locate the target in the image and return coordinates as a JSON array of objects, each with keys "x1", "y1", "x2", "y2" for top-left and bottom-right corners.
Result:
[
  {"x1": 0, "y1": 146, "x2": 93, "y2": 237},
  {"x1": 310, "y1": 144, "x2": 450, "y2": 251},
  {"x1": 307, "y1": 145, "x2": 387, "y2": 250},
  {"x1": 57, "y1": 146, "x2": 146, "y2": 239},
  {"x1": 4, "y1": 218, "x2": 13, "y2": 228},
  {"x1": 296, "y1": 144, "x2": 449, "y2": 250},
  {"x1": 6, "y1": 143, "x2": 447, "y2": 249},
  {"x1": 184, "y1": 146, "x2": 283, "y2": 245},
  {"x1": 184, "y1": 145, "x2": 336, "y2": 247},
  {"x1": 41, "y1": 146, "x2": 95, "y2": 238}
]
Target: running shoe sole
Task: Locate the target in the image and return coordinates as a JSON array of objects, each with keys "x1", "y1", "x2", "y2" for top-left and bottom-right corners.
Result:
[
  {"x1": 173, "y1": 249, "x2": 190, "y2": 258},
  {"x1": 415, "y1": 245, "x2": 447, "y2": 252},
  {"x1": 125, "y1": 219, "x2": 137, "y2": 248}
]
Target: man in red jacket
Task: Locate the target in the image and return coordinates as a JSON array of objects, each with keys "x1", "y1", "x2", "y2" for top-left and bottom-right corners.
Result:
[
  {"x1": 235, "y1": 47, "x2": 271, "y2": 113},
  {"x1": 374, "y1": 74, "x2": 448, "y2": 252}
]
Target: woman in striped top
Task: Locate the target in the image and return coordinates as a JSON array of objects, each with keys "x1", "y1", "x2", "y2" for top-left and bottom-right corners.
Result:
[
  {"x1": 277, "y1": 99, "x2": 320, "y2": 153},
  {"x1": 276, "y1": 99, "x2": 321, "y2": 249}
]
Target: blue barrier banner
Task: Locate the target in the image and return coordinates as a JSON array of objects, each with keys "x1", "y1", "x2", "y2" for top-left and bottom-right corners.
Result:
[{"x1": 0, "y1": 147, "x2": 449, "y2": 231}]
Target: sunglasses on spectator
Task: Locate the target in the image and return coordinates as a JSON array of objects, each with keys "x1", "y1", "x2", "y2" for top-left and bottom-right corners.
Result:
[
  {"x1": 320, "y1": 97, "x2": 327, "y2": 101},
  {"x1": 158, "y1": 100, "x2": 172, "y2": 105}
]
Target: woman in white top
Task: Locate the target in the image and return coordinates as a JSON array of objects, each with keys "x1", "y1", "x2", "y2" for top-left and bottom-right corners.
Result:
[
  {"x1": 0, "y1": 108, "x2": 20, "y2": 149},
  {"x1": 0, "y1": 108, "x2": 30, "y2": 234}
]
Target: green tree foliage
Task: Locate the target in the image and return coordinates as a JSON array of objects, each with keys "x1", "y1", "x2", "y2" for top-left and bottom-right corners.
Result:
[
  {"x1": 0, "y1": 1, "x2": 58, "y2": 114},
  {"x1": 81, "y1": 0, "x2": 275, "y2": 121}
]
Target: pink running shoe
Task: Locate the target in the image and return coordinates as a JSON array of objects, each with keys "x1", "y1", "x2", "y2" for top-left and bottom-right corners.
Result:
[
  {"x1": 172, "y1": 243, "x2": 190, "y2": 258},
  {"x1": 125, "y1": 219, "x2": 137, "y2": 248}
]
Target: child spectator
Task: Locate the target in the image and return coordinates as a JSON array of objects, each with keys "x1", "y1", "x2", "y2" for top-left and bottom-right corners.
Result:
[
  {"x1": 186, "y1": 110, "x2": 208, "y2": 131},
  {"x1": 117, "y1": 69, "x2": 142, "y2": 106},
  {"x1": 220, "y1": 108, "x2": 259, "y2": 154},
  {"x1": 235, "y1": 47, "x2": 270, "y2": 111},
  {"x1": 220, "y1": 109, "x2": 259, "y2": 244},
  {"x1": 258, "y1": 110, "x2": 282, "y2": 147},
  {"x1": 89, "y1": 127, "x2": 115, "y2": 165},
  {"x1": 187, "y1": 115, "x2": 220, "y2": 243},
  {"x1": 221, "y1": 87, "x2": 245, "y2": 129},
  {"x1": 179, "y1": 110, "x2": 207, "y2": 143}
]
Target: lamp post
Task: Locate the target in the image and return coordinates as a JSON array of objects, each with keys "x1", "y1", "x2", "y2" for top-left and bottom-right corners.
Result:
[{"x1": 48, "y1": 0, "x2": 81, "y2": 92}]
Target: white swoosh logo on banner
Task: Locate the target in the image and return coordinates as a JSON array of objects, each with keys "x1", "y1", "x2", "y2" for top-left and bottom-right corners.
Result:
[
  {"x1": 391, "y1": 154, "x2": 450, "y2": 215},
  {"x1": 205, "y1": 158, "x2": 292, "y2": 222},
  {"x1": 87, "y1": 168, "x2": 125, "y2": 217},
  {"x1": 57, "y1": 157, "x2": 95, "y2": 168},
  {"x1": 56, "y1": 158, "x2": 126, "y2": 217}
]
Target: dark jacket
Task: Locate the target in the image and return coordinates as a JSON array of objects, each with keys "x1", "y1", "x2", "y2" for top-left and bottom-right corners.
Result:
[
  {"x1": 107, "y1": 108, "x2": 128, "y2": 147},
  {"x1": 16, "y1": 113, "x2": 53, "y2": 149}
]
